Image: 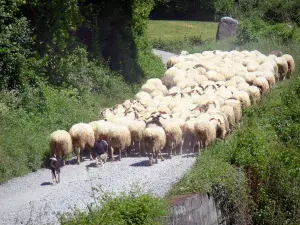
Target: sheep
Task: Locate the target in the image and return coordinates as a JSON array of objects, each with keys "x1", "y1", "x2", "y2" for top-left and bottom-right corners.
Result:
[
  {"x1": 220, "y1": 104, "x2": 236, "y2": 130},
  {"x1": 183, "y1": 116, "x2": 199, "y2": 152},
  {"x1": 246, "y1": 62, "x2": 259, "y2": 72},
  {"x1": 207, "y1": 110, "x2": 230, "y2": 138},
  {"x1": 275, "y1": 57, "x2": 289, "y2": 81},
  {"x1": 232, "y1": 90, "x2": 251, "y2": 109},
  {"x1": 69, "y1": 123, "x2": 95, "y2": 165},
  {"x1": 107, "y1": 123, "x2": 131, "y2": 161},
  {"x1": 224, "y1": 99, "x2": 243, "y2": 123},
  {"x1": 230, "y1": 76, "x2": 246, "y2": 84},
  {"x1": 248, "y1": 85, "x2": 261, "y2": 105},
  {"x1": 49, "y1": 130, "x2": 72, "y2": 166},
  {"x1": 100, "y1": 108, "x2": 115, "y2": 120},
  {"x1": 259, "y1": 70, "x2": 276, "y2": 87},
  {"x1": 128, "y1": 120, "x2": 146, "y2": 157},
  {"x1": 237, "y1": 82, "x2": 250, "y2": 92},
  {"x1": 194, "y1": 117, "x2": 221, "y2": 150},
  {"x1": 146, "y1": 78, "x2": 163, "y2": 86},
  {"x1": 180, "y1": 50, "x2": 189, "y2": 56},
  {"x1": 253, "y1": 77, "x2": 270, "y2": 95},
  {"x1": 161, "y1": 119, "x2": 183, "y2": 158},
  {"x1": 242, "y1": 72, "x2": 257, "y2": 84},
  {"x1": 224, "y1": 80, "x2": 237, "y2": 88},
  {"x1": 167, "y1": 56, "x2": 182, "y2": 69},
  {"x1": 150, "y1": 89, "x2": 164, "y2": 98},
  {"x1": 205, "y1": 70, "x2": 226, "y2": 82},
  {"x1": 135, "y1": 91, "x2": 152, "y2": 101},
  {"x1": 282, "y1": 54, "x2": 295, "y2": 79},
  {"x1": 142, "y1": 116, "x2": 167, "y2": 166},
  {"x1": 141, "y1": 83, "x2": 156, "y2": 94}
]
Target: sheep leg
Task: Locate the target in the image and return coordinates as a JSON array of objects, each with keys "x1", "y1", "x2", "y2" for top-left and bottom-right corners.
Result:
[
  {"x1": 155, "y1": 150, "x2": 159, "y2": 164},
  {"x1": 136, "y1": 142, "x2": 142, "y2": 157},
  {"x1": 159, "y1": 149, "x2": 165, "y2": 162},
  {"x1": 119, "y1": 148, "x2": 122, "y2": 161},
  {"x1": 173, "y1": 142, "x2": 176, "y2": 156},
  {"x1": 124, "y1": 148, "x2": 128, "y2": 158},
  {"x1": 74, "y1": 147, "x2": 80, "y2": 165},
  {"x1": 179, "y1": 140, "x2": 183, "y2": 155},
  {"x1": 197, "y1": 140, "x2": 201, "y2": 154},
  {"x1": 148, "y1": 152, "x2": 153, "y2": 166},
  {"x1": 110, "y1": 146, "x2": 114, "y2": 161},
  {"x1": 63, "y1": 155, "x2": 66, "y2": 166},
  {"x1": 89, "y1": 148, "x2": 94, "y2": 161},
  {"x1": 169, "y1": 143, "x2": 174, "y2": 159}
]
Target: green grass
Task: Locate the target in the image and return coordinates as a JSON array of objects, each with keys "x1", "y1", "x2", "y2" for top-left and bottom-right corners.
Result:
[
  {"x1": 148, "y1": 20, "x2": 218, "y2": 53},
  {"x1": 148, "y1": 20, "x2": 218, "y2": 42}
]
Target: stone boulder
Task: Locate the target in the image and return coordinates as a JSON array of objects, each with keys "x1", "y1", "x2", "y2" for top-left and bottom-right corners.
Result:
[{"x1": 216, "y1": 17, "x2": 239, "y2": 41}]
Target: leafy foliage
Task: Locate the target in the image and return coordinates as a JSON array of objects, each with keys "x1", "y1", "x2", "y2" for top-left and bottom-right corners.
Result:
[
  {"x1": 0, "y1": 1, "x2": 33, "y2": 89},
  {"x1": 237, "y1": 19, "x2": 300, "y2": 45},
  {"x1": 60, "y1": 189, "x2": 169, "y2": 225}
]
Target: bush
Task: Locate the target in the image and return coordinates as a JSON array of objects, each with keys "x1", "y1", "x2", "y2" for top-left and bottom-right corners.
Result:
[
  {"x1": 60, "y1": 189, "x2": 169, "y2": 225},
  {"x1": 236, "y1": 19, "x2": 300, "y2": 45}
]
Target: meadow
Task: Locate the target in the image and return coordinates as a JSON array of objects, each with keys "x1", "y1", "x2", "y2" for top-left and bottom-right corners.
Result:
[{"x1": 148, "y1": 20, "x2": 218, "y2": 53}]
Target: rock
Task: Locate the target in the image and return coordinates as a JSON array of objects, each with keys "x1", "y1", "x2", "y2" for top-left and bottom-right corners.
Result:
[{"x1": 216, "y1": 17, "x2": 239, "y2": 41}]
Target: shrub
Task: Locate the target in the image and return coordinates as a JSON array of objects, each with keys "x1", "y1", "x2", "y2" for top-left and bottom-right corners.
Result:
[
  {"x1": 236, "y1": 19, "x2": 299, "y2": 45},
  {"x1": 59, "y1": 188, "x2": 169, "y2": 225}
]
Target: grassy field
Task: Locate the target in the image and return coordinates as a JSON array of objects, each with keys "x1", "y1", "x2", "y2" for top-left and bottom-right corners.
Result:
[{"x1": 148, "y1": 20, "x2": 218, "y2": 53}]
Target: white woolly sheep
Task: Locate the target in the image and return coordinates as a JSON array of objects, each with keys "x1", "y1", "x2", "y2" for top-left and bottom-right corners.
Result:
[
  {"x1": 141, "y1": 83, "x2": 156, "y2": 94},
  {"x1": 135, "y1": 91, "x2": 152, "y2": 101},
  {"x1": 142, "y1": 119, "x2": 167, "y2": 166},
  {"x1": 194, "y1": 117, "x2": 220, "y2": 150},
  {"x1": 253, "y1": 77, "x2": 270, "y2": 95},
  {"x1": 282, "y1": 54, "x2": 295, "y2": 79},
  {"x1": 224, "y1": 99, "x2": 243, "y2": 123},
  {"x1": 275, "y1": 57, "x2": 289, "y2": 81},
  {"x1": 107, "y1": 123, "x2": 131, "y2": 161},
  {"x1": 247, "y1": 85, "x2": 261, "y2": 105},
  {"x1": 50, "y1": 130, "x2": 72, "y2": 166},
  {"x1": 161, "y1": 119, "x2": 183, "y2": 158},
  {"x1": 69, "y1": 123, "x2": 95, "y2": 164},
  {"x1": 220, "y1": 104, "x2": 236, "y2": 130}
]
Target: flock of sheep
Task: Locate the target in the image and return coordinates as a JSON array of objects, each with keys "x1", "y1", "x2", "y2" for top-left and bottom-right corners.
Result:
[{"x1": 50, "y1": 50, "x2": 295, "y2": 166}]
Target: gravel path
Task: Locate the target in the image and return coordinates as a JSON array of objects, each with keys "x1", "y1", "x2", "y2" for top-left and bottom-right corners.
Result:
[
  {"x1": 0, "y1": 154, "x2": 196, "y2": 225},
  {"x1": 0, "y1": 49, "x2": 192, "y2": 225},
  {"x1": 152, "y1": 48, "x2": 178, "y2": 65}
]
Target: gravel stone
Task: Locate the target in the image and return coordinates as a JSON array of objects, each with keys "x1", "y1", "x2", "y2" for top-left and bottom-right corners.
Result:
[{"x1": 0, "y1": 154, "x2": 196, "y2": 225}]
